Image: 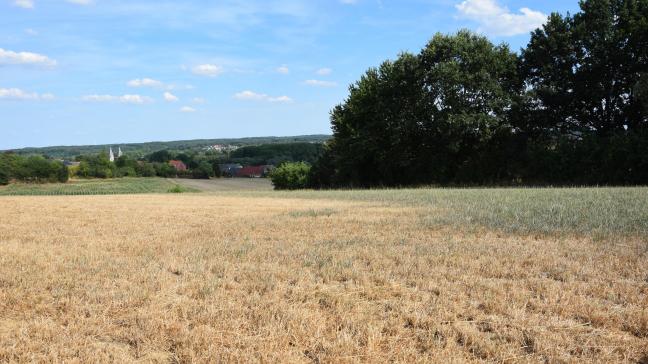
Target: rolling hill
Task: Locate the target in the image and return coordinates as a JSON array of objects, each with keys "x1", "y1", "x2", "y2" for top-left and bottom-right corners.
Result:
[{"x1": 3, "y1": 135, "x2": 331, "y2": 159}]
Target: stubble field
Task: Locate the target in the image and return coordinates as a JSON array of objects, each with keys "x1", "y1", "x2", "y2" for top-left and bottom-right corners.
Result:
[{"x1": 0, "y1": 187, "x2": 647, "y2": 363}]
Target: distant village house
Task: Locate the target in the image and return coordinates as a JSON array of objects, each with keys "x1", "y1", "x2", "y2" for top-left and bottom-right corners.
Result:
[
  {"x1": 219, "y1": 164, "x2": 242, "y2": 177},
  {"x1": 169, "y1": 160, "x2": 187, "y2": 171},
  {"x1": 219, "y1": 164, "x2": 274, "y2": 178},
  {"x1": 235, "y1": 165, "x2": 274, "y2": 178},
  {"x1": 205, "y1": 144, "x2": 239, "y2": 153}
]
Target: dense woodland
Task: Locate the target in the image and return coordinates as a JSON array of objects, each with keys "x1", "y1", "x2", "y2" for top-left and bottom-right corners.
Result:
[{"x1": 309, "y1": 0, "x2": 648, "y2": 188}]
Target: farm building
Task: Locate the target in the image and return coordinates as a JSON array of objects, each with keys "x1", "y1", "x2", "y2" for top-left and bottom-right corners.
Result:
[
  {"x1": 235, "y1": 165, "x2": 274, "y2": 178},
  {"x1": 168, "y1": 160, "x2": 187, "y2": 171},
  {"x1": 62, "y1": 160, "x2": 80, "y2": 167},
  {"x1": 219, "y1": 164, "x2": 242, "y2": 177}
]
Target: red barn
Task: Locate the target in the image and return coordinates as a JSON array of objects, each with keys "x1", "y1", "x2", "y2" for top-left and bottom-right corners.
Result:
[
  {"x1": 168, "y1": 160, "x2": 187, "y2": 171},
  {"x1": 236, "y1": 165, "x2": 273, "y2": 178}
]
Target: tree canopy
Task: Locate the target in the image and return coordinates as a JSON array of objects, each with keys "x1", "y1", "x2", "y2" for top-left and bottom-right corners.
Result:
[
  {"x1": 0, "y1": 153, "x2": 68, "y2": 184},
  {"x1": 313, "y1": 0, "x2": 648, "y2": 188}
]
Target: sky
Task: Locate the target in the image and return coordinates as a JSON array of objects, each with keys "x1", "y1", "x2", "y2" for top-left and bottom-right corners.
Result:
[{"x1": 0, "y1": 0, "x2": 581, "y2": 149}]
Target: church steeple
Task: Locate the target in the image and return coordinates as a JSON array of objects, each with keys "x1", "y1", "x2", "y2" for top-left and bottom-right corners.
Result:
[
  {"x1": 109, "y1": 147, "x2": 115, "y2": 162},
  {"x1": 118, "y1": 147, "x2": 123, "y2": 158}
]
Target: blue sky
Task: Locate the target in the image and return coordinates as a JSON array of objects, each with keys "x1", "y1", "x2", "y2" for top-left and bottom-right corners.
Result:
[{"x1": 0, "y1": 0, "x2": 580, "y2": 149}]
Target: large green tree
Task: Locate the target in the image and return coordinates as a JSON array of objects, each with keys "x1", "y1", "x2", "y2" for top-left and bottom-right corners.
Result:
[
  {"x1": 522, "y1": 0, "x2": 648, "y2": 136},
  {"x1": 325, "y1": 30, "x2": 521, "y2": 187},
  {"x1": 518, "y1": 0, "x2": 648, "y2": 184}
]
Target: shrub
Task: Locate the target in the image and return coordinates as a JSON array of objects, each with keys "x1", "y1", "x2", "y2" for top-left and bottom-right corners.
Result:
[
  {"x1": 167, "y1": 184, "x2": 187, "y2": 193},
  {"x1": 135, "y1": 163, "x2": 156, "y2": 177},
  {"x1": 67, "y1": 165, "x2": 80, "y2": 178},
  {"x1": 117, "y1": 166, "x2": 137, "y2": 177},
  {"x1": 153, "y1": 163, "x2": 177, "y2": 178},
  {"x1": 192, "y1": 161, "x2": 213, "y2": 179},
  {"x1": 76, "y1": 153, "x2": 114, "y2": 179},
  {"x1": 54, "y1": 161, "x2": 69, "y2": 183},
  {"x1": 270, "y1": 162, "x2": 311, "y2": 190},
  {"x1": 0, "y1": 168, "x2": 8, "y2": 185}
]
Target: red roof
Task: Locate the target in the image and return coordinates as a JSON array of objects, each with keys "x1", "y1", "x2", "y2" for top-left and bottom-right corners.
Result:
[
  {"x1": 169, "y1": 160, "x2": 187, "y2": 171},
  {"x1": 236, "y1": 165, "x2": 266, "y2": 177}
]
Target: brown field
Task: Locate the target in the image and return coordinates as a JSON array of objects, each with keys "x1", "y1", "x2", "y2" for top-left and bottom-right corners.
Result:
[{"x1": 0, "y1": 191, "x2": 647, "y2": 363}]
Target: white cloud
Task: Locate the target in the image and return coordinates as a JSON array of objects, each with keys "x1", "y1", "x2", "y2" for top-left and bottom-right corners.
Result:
[
  {"x1": 82, "y1": 94, "x2": 153, "y2": 104},
  {"x1": 456, "y1": 0, "x2": 546, "y2": 36},
  {"x1": 316, "y1": 68, "x2": 332, "y2": 76},
  {"x1": 340, "y1": 0, "x2": 357, "y2": 4},
  {"x1": 233, "y1": 90, "x2": 293, "y2": 103},
  {"x1": 276, "y1": 65, "x2": 290, "y2": 74},
  {"x1": 127, "y1": 78, "x2": 164, "y2": 88},
  {"x1": 25, "y1": 28, "x2": 38, "y2": 36},
  {"x1": 163, "y1": 91, "x2": 179, "y2": 102},
  {"x1": 234, "y1": 90, "x2": 266, "y2": 101},
  {"x1": 0, "y1": 48, "x2": 56, "y2": 67},
  {"x1": 192, "y1": 64, "x2": 223, "y2": 77},
  {"x1": 268, "y1": 95, "x2": 293, "y2": 103},
  {"x1": 0, "y1": 88, "x2": 54, "y2": 101},
  {"x1": 13, "y1": 0, "x2": 92, "y2": 8},
  {"x1": 304, "y1": 79, "x2": 337, "y2": 87},
  {"x1": 180, "y1": 106, "x2": 196, "y2": 113},
  {"x1": 13, "y1": 0, "x2": 33, "y2": 9},
  {"x1": 192, "y1": 97, "x2": 206, "y2": 104}
]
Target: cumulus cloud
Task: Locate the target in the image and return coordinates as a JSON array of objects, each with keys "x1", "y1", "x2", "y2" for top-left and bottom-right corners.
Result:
[
  {"x1": 233, "y1": 90, "x2": 293, "y2": 103},
  {"x1": 304, "y1": 79, "x2": 337, "y2": 87},
  {"x1": 456, "y1": 0, "x2": 546, "y2": 36},
  {"x1": 276, "y1": 65, "x2": 290, "y2": 74},
  {"x1": 0, "y1": 88, "x2": 54, "y2": 101},
  {"x1": 192, "y1": 97, "x2": 206, "y2": 104},
  {"x1": 268, "y1": 95, "x2": 293, "y2": 103},
  {"x1": 0, "y1": 48, "x2": 56, "y2": 67},
  {"x1": 234, "y1": 90, "x2": 266, "y2": 101},
  {"x1": 66, "y1": 0, "x2": 93, "y2": 4},
  {"x1": 180, "y1": 106, "x2": 196, "y2": 113},
  {"x1": 316, "y1": 68, "x2": 332, "y2": 76},
  {"x1": 13, "y1": 0, "x2": 34, "y2": 9},
  {"x1": 192, "y1": 64, "x2": 223, "y2": 77},
  {"x1": 127, "y1": 78, "x2": 164, "y2": 88},
  {"x1": 163, "y1": 91, "x2": 179, "y2": 102},
  {"x1": 82, "y1": 94, "x2": 153, "y2": 104}
]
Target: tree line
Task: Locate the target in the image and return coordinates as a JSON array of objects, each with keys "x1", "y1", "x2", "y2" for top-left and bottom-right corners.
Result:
[
  {"x1": 308, "y1": 0, "x2": 648, "y2": 188},
  {"x1": 0, "y1": 142, "x2": 325, "y2": 185},
  {"x1": 73, "y1": 151, "x2": 217, "y2": 179},
  {"x1": 0, "y1": 154, "x2": 68, "y2": 185}
]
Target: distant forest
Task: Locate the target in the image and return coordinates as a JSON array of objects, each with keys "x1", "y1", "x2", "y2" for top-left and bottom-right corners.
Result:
[
  {"x1": 228, "y1": 143, "x2": 324, "y2": 166},
  {"x1": 4, "y1": 135, "x2": 330, "y2": 159}
]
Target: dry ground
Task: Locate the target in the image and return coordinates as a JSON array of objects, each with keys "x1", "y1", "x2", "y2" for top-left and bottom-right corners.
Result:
[
  {"x1": 172, "y1": 178, "x2": 273, "y2": 192},
  {"x1": 0, "y1": 193, "x2": 647, "y2": 363}
]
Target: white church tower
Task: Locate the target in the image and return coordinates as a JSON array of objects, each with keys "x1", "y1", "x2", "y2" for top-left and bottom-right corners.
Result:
[
  {"x1": 109, "y1": 147, "x2": 115, "y2": 162},
  {"x1": 118, "y1": 147, "x2": 123, "y2": 158}
]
